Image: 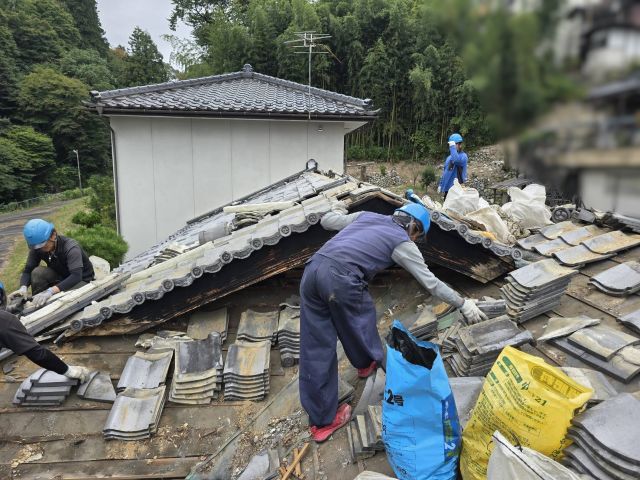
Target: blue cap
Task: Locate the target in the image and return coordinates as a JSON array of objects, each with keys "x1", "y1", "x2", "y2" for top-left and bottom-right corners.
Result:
[{"x1": 23, "y1": 219, "x2": 54, "y2": 249}]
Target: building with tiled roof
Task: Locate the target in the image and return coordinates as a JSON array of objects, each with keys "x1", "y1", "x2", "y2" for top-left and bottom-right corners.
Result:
[{"x1": 88, "y1": 64, "x2": 377, "y2": 257}]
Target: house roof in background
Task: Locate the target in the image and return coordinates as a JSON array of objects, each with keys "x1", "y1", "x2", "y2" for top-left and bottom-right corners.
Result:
[{"x1": 88, "y1": 64, "x2": 378, "y2": 120}]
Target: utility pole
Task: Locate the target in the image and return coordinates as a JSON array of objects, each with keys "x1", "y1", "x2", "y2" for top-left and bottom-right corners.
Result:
[{"x1": 72, "y1": 149, "x2": 82, "y2": 191}]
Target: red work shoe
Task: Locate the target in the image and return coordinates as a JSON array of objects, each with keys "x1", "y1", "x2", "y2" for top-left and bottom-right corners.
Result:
[
  {"x1": 310, "y1": 403, "x2": 352, "y2": 443},
  {"x1": 357, "y1": 361, "x2": 377, "y2": 378}
]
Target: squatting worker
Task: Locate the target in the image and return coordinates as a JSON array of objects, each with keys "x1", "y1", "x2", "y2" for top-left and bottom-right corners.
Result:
[
  {"x1": 8, "y1": 219, "x2": 95, "y2": 309},
  {"x1": 299, "y1": 201, "x2": 486, "y2": 442},
  {"x1": 438, "y1": 132, "x2": 468, "y2": 199},
  {"x1": 0, "y1": 284, "x2": 90, "y2": 383}
]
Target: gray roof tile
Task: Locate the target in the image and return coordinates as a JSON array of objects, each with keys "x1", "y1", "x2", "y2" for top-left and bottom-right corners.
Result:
[{"x1": 90, "y1": 64, "x2": 377, "y2": 119}]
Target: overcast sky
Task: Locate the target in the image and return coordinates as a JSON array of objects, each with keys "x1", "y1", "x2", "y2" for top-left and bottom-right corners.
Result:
[{"x1": 96, "y1": 0, "x2": 192, "y2": 65}]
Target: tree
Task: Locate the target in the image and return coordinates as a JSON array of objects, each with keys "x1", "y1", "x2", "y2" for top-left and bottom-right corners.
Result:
[
  {"x1": 59, "y1": 48, "x2": 116, "y2": 91},
  {"x1": 0, "y1": 125, "x2": 56, "y2": 202},
  {"x1": 60, "y1": 0, "x2": 109, "y2": 55},
  {"x1": 123, "y1": 27, "x2": 169, "y2": 86},
  {"x1": 0, "y1": 11, "x2": 19, "y2": 116},
  {"x1": 17, "y1": 66, "x2": 110, "y2": 175}
]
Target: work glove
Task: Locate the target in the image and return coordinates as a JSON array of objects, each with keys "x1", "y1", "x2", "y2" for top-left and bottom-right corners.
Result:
[
  {"x1": 64, "y1": 365, "x2": 91, "y2": 383},
  {"x1": 448, "y1": 141, "x2": 456, "y2": 147},
  {"x1": 437, "y1": 185, "x2": 442, "y2": 194},
  {"x1": 31, "y1": 288, "x2": 54, "y2": 308},
  {"x1": 8, "y1": 286, "x2": 28, "y2": 301},
  {"x1": 460, "y1": 298, "x2": 487, "y2": 325}
]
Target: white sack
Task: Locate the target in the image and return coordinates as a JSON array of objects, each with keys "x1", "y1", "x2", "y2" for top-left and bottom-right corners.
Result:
[
  {"x1": 353, "y1": 472, "x2": 398, "y2": 480},
  {"x1": 443, "y1": 179, "x2": 481, "y2": 218},
  {"x1": 501, "y1": 183, "x2": 552, "y2": 229},
  {"x1": 465, "y1": 207, "x2": 515, "y2": 244},
  {"x1": 487, "y1": 431, "x2": 585, "y2": 480}
]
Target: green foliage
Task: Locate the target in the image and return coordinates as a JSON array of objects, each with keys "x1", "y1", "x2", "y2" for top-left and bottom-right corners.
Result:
[
  {"x1": 420, "y1": 166, "x2": 436, "y2": 190},
  {"x1": 66, "y1": 225, "x2": 128, "y2": 268},
  {"x1": 17, "y1": 66, "x2": 111, "y2": 175},
  {"x1": 72, "y1": 210, "x2": 102, "y2": 228},
  {"x1": 59, "y1": 48, "x2": 115, "y2": 90},
  {"x1": 170, "y1": 0, "x2": 575, "y2": 151},
  {"x1": 379, "y1": 164, "x2": 386, "y2": 176},
  {"x1": 0, "y1": 125, "x2": 55, "y2": 203},
  {"x1": 49, "y1": 166, "x2": 81, "y2": 192},
  {"x1": 87, "y1": 176, "x2": 117, "y2": 228},
  {"x1": 60, "y1": 0, "x2": 109, "y2": 55},
  {"x1": 123, "y1": 27, "x2": 169, "y2": 86}
]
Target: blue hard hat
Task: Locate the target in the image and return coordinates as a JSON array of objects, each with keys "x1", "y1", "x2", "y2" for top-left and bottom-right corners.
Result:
[
  {"x1": 395, "y1": 203, "x2": 431, "y2": 238},
  {"x1": 448, "y1": 133, "x2": 463, "y2": 143},
  {"x1": 23, "y1": 219, "x2": 54, "y2": 249}
]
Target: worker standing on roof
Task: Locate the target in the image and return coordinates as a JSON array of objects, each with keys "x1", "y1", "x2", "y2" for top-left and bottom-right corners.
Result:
[
  {"x1": 0, "y1": 282, "x2": 90, "y2": 383},
  {"x1": 438, "y1": 133, "x2": 467, "y2": 199},
  {"x1": 299, "y1": 201, "x2": 486, "y2": 442},
  {"x1": 7, "y1": 219, "x2": 95, "y2": 310}
]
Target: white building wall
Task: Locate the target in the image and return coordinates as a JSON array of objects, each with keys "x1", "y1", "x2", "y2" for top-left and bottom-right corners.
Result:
[
  {"x1": 110, "y1": 116, "x2": 355, "y2": 258},
  {"x1": 583, "y1": 29, "x2": 640, "y2": 80}
]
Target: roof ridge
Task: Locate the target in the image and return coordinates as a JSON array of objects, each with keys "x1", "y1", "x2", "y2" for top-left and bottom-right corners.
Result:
[{"x1": 92, "y1": 64, "x2": 372, "y2": 108}]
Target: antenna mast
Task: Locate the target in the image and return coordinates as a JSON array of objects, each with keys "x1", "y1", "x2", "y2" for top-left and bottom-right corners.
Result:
[{"x1": 284, "y1": 31, "x2": 331, "y2": 118}]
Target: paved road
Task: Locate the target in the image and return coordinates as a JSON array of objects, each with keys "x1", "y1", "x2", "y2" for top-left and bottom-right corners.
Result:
[{"x1": 0, "y1": 201, "x2": 74, "y2": 273}]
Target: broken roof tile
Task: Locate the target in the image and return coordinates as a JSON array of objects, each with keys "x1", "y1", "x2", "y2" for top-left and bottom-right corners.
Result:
[{"x1": 568, "y1": 325, "x2": 640, "y2": 361}]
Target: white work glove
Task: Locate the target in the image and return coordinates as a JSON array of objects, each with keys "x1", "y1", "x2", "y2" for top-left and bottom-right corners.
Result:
[
  {"x1": 448, "y1": 141, "x2": 456, "y2": 147},
  {"x1": 460, "y1": 298, "x2": 488, "y2": 325},
  {"x1": 8, "y1": 285, "x2": 28, "y2": 301},
  {"x1": 31, "y1": 288, "x2": 54, "y2": 308},
  {"x1": 330, "y1": 200, "x2": 348, "y2": 215},
  {"x1": 64, "y1": 365, "x2": 91, "y2": 383},
  {"x1": 437, "y1": 185, "x2": 442, "y2": 194}
]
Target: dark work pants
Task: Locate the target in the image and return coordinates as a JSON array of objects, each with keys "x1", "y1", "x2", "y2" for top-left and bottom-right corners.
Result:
[
  {"x1": 31, "y1": 266, "x2": 86, "y2": 294},
  {"x1": 299, "y1": 256, "x2": 383, "y2": 427}
]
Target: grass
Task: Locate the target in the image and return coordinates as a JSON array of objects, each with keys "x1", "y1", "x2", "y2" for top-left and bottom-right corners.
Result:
[{"x1": 0, "y1": 197, "x2": 89, "y2": 292}]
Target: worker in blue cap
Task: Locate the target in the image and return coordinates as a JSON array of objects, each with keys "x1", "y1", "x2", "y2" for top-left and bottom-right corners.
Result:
[
  {"x1": 438, "y1": 133, "x2": 468, "y2": 198},
  {"x1": 7, "y1": 219, "x2": 95, "y2": 309},
  {"x1": 0, "y1": 282, "x2": 90, "y2": 383},
  {"x1": 299, "y1": 201, "x2": 486, "y2": 442}
]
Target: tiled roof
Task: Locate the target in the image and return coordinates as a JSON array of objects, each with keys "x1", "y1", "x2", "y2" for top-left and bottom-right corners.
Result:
[
  {"x1": 52, "y1": 171, "x2": 523, "y2": 337},
  {"x1": 89, "y1": 64, "x2": 377, "y2": 119}
]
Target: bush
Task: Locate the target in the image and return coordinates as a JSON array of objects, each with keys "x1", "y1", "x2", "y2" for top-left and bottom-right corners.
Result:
[
  {"x1": 421, "y1": 166, "x2": 436, "y2": 190},
  {"x1": 72, "y1": 210, "x2": 102, "y2": 227},
  {"x1": 347, "y1": 144, "x2": 366, "y2": 160},
  {"x1": 49, "y1": 166, "x2": 80, "y2": 193},
  {"x1": 67, "y1": 225, "x2": 128, "y2": 268},
  {"x1": 379, "y1": 165, "x2": 387, "y2": 176},
  {"x1": 87, "y1": 175, "x2": 116, "y2": 228}
]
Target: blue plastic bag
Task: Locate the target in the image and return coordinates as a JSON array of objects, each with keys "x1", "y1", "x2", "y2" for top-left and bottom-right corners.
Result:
[{"x1": 382, "y1": 320, "x2": 461, "y2": 480}]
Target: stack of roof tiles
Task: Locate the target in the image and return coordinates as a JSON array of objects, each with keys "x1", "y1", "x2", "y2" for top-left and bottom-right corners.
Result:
[
  {"x1": 223, "y1": 340, "x2": 271, "y2": 401},
  {"x1": 563, "y1": 393, "x2": 640, "y2": 479},
  {"x1": 169, "y1": 332, "x2": 224, "y2": 405},
  {"x1": 408, "y1": 307, "x2": 438, "y2": 340},
  {"x1": 517, "y1": 222, "x2": 640, "y2": 267},
  {"x1": 116, "y1": 350, "x2": 173, "y2": 392},
  {"x1": 348, "y1": 405, "x2": 384, "y2": 461},
  {"x1": 551, "y1": 324, "x2": 640, "y2": 384},
  {"x1": 501, "y1": 259, "x2": 577, "y2": 323},
  {"x1": 589, "y1": 261, "x2": 640, "y2": 296},
  {"x1": 187, "y1": 307, "x2": 229, "y2": 343},
  {"x1": 103, "y1": 386, "x2": 166, "y2": 440},
  {"x1": 13, "y1": 369, "x2": 78, "y2": 407},
  {"x1": 237, "y1": 309, "x2": 278, "y2": 345},
  {"x1": 447, "y1": 316, "x2": 534, "y2": 377},
  {"x1": 277, "y1": 305, "x2": 300, "y2": 367},
  {"x1": 104, "y1": 350, "x2": 172, "y2": 439}
]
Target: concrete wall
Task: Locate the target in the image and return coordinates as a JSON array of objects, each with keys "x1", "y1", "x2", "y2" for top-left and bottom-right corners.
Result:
[
  {"x1": 110, "y1": 116, "x2": 352, "y2": 257},
  {"x1": 579, "y1": 168, "x2": 640, "y2": 216}
]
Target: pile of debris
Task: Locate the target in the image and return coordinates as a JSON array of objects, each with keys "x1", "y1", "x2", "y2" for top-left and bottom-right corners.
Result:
[{"x1": 365, "y1": 168, "x2": 405, "y2": 189}]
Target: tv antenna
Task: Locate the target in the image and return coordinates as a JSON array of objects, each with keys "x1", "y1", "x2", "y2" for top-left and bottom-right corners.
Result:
[{"x1": 284, "y1": 31, "x2": 331, "y2": 118}]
